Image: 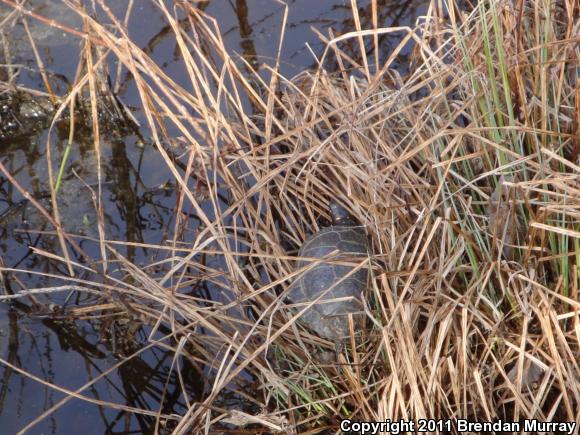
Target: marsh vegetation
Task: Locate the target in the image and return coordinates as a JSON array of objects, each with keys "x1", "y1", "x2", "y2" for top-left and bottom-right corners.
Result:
[{"x1": 0, "y1": 0, "x2": 578, "y2": 433}]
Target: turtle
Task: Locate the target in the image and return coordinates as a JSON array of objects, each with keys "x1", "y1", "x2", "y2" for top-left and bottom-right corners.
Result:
[{"x1": 287, "y1": 200, "x2": 369, "y2": 342}]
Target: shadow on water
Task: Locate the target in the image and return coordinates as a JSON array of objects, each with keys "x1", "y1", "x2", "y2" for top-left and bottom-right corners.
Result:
[{"x1": 0, "y1": 0, "x2": 427, "y2": 432}]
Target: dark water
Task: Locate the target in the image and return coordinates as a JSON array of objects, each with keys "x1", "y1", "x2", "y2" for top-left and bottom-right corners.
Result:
[{"x1": 0, "y1": 0, "x2": 426, "y2": 433}]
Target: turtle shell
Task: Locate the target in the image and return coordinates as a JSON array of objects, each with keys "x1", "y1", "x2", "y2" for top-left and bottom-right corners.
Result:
[{"x1": 288, "y1": 225, "x2": 368, "y2": 341}]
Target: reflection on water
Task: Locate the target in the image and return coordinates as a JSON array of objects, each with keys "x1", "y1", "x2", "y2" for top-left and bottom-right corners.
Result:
[
  {"x1": 216, "y1": 0, "x2": 426, "y2": 76},
  {"x1": 0, "y1": 303, "x2": 206, "y2": 434},
  {"x1": 0, "y1": 0, "x2": 426, "y2": 432}
]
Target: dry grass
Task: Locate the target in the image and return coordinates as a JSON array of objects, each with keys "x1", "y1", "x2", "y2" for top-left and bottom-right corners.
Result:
[{"x1": 1, "y1": 0, "x2": 579, "y2": 433}]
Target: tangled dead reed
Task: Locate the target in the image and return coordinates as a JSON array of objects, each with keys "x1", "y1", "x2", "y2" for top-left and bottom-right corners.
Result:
[{"x1": 0, "y1": 0, "x2": 578, "y2": 433}]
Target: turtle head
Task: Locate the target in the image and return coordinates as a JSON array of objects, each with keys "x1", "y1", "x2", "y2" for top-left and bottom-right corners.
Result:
[{"x1": 329, "y1": 200, "x2": 357, "y2": 226}]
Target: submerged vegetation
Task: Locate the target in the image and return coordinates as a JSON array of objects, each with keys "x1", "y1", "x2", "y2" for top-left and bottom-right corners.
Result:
[{"x1": 0, "y1": 0, "x2": 578, "y2": 433}]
